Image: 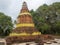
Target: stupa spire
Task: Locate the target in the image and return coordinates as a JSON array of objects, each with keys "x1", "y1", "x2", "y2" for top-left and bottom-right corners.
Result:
[{"x1": 20, "y1": 2, "x2": 29, "y2": 13}]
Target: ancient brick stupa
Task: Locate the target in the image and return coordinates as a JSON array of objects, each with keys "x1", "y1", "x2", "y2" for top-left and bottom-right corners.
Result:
[{"x1": 6, "y1": 2, "x2": 41, "y2": 45}]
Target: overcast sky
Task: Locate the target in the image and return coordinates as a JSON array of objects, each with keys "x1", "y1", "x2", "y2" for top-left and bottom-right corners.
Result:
[{"x1": 0, "y1": 0, "x2": 60, "y2": 21}]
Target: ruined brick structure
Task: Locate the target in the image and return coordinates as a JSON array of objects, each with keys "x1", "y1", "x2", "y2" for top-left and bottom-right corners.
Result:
[{"x1": 5, "y1": 2, "x2": 42, "y2": 45}]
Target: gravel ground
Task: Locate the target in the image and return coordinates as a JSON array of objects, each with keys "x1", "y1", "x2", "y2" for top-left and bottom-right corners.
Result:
[
  {"x1": 44, "y1": 39, "x2": 60, "y2": 45},
  {"x1": 44, "y1": 43, "x2": 60, "y2": 45}
]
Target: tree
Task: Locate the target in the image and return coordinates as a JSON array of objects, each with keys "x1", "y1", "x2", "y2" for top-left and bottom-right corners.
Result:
[
  {"x1": 30, "y1": 2, "x2": 60, "y2": 35},
  {"x1": 0, "y1": 12, "x2": 13, "y2": 37}
]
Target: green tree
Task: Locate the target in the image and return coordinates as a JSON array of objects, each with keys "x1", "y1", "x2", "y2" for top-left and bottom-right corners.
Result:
[
  {"x1": 0, "y1": 12, "x2": 13, "y2": 37},
  {"x1": 30, "y1": 2, "x2": 60, "y2": 35}
]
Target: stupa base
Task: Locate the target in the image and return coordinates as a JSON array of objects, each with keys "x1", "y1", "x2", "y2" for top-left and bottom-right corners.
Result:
[{"x1": 5, "y1": 35, "x2": 44, "y2": 45}]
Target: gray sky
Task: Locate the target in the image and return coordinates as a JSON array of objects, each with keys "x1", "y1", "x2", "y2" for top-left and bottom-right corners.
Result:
[{"x1": 0, "y1": 0, "x2": 60, "y2": 21}]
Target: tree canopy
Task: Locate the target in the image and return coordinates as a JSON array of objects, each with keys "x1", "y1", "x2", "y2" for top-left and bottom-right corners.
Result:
[
  {"x1": 0, "y1": 12, "x2": 13, "y2": 37},
  {"x1": 30, "y1": 2, "x2": 60, "y2": 35}
]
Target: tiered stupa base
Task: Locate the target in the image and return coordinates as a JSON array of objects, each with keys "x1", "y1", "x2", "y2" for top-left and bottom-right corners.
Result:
[
  {"x1": 5, "y1": 27, "x2": 41, "y2": 45},
  {"x1": 6, "y1": 35, "x2": 43, "y2": 45}
]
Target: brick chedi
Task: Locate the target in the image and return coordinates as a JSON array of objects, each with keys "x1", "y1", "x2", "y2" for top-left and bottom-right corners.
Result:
[{"x1": 5, "y1": 2, "x2": 41, "y2": 45}]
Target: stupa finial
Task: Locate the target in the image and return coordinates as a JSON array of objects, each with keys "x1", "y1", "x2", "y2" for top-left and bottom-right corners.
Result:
[{"x1": 20, "y1": 2, "x2": 29, "y2": 13}]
